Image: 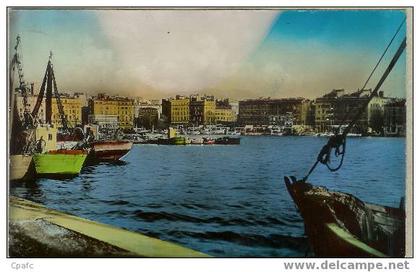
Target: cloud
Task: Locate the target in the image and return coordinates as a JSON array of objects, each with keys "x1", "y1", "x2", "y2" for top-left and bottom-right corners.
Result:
[
  {"x1": 11, "y1": 9, "x2": 405, "y2": 100},
  {"x1": 95, "y1": 10, "x2": 279, "y2": 97},
  {"x1": 214, "y1": 38, "x2": 407, "y2": 99}
]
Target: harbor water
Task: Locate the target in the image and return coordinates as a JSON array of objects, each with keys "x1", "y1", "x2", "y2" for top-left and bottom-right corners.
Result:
[{"x1": 10, "y1": 136, "x2": 406, "y2": 257}]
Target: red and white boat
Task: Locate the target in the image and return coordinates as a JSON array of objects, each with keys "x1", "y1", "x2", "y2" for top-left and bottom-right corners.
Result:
[
  {"x1": 90, "y1": 140, "x2": 133, "y2": 161},
  {"x1": 202, "y1": 137, "x2": 215, "y2": 145}
]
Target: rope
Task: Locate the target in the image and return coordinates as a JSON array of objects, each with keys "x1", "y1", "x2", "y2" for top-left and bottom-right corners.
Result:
[
  {"x1": 337, "y1": 19, "x2": 406, "y2": 133},
  {"x1": 301, "y1": 32, "x2": 406, "y2": 182}
]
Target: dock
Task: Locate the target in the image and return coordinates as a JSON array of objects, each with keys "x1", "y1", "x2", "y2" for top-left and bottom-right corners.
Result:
[{"x1": 9, "y1": 197, "x2": 209, "y2": 257}]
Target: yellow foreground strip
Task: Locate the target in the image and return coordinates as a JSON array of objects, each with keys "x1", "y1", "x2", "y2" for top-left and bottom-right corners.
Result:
[
  {"x1": 326, "y1": 223, "x2": 387, "y2": 257},
  {"x1": 10, "y1": 197, "x2": 209, "y2": 257}
]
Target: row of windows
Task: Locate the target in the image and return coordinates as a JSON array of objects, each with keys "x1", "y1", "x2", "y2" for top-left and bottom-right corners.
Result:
[
  {"x1": 53, "y1": 114, "x2": 80, "y2": 120},
  {"x1": 172, "y1": 117, "x2": 189, "y2": 121}
]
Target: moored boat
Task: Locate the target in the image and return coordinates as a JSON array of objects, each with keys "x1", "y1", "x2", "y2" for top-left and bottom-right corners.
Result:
[
  {"x1": 284, "y1": 177, "x2": 405, "y2": 257},
  {"x1": 190, "y1": 137, "x2": 204, "y2": 145},
  {"x1": 33, "y1": 149, "x2": 88, "y2": 177},
  {"x1": 170, "y1": 136, "x2": 187, "y2": 145},
  {"x1": 156, "y1": 136, "x2": 187, "y2": 145},
  {"x1": 9, "y1": 154, "x2": 35, "y2": 181},
  {"x1": 203, "y1": 137, "x2": 215, "y2": 145},
  {"x1": 89, "y1": 140, "x2": 133, "y2": 161},
  {"x1": 215, "y1": 137, "x2": 240, "y2": 145}
]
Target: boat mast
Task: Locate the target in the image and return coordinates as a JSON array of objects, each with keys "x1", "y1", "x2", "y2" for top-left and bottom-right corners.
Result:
[{"x1": 32, "y1": 52, "x2": 69, "y2": 131}]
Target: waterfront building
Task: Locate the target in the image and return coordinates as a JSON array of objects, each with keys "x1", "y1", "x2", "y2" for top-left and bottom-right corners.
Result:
[
  {"x1": 189, "y1": 95, "x2": 216, "y2": 125},
  {"x1": 149, "y1": 99, "x2": 163, "y2": 115},
  {"x1": 230, "y1": 100, "x2": 239, "y2": 116},
  {"x1": 136, "y1": 107, "x2": 159, "y2": 129},
  {"x1": 367, "y1": 92, "x2": 390, "y2": 133},
  {"x1": 383, "y1": 99, "x2": 406, "y2": 137},
  {"x1": 333, "y1": 90, "x2": 371, "y2": 134},
  {"x1": 162, "y1": 95, "x2": 190, "y2": 125},
  {"x1": 15, "y1": 91, "x2": 83, "y2": 128},
  {"x1": 303, "y1": 101, "x2": 316, "y2": 127},
  {"x1": 134, "y1": 98, "x2": 161, "y2": 119},
  {"x1": 89, "y1": 93, "x2": 135, "y2": 130},
  {"x1": 51, "y1": 93, "x2": 83, "y2": 128},
  {"x1": 73, "y1": 92, "x2": 88, "y2": 107},
  {"x1": 88, "y1": 114, "x2": 119, "y2": 131},
  {"x1": 81, "y1": 106, "x2": 90, "y2": 126},
  {"x1": 315, "y1": 89, "x2": 381, "y2": 133},
  {"x1": 214, "y1": 100, "x2": 237, "y2": 125},
  {"x1": 314, "y1": 89, "x2": 344, "y2": 133},
  {"x1": 238, "y1": 97, "x2": 308, "y2": 126}
]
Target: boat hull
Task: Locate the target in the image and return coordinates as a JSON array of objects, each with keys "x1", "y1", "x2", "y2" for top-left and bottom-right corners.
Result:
[
  {"x1": 157, "y1": 137, "x2": 187, "y2": 145},
  {"x1": 9, "y1": 155, "x2": 35, "y2": 181},
  {"x1": 215, "y1": 137, "x2": 240, "y2": 145},
  {"x1": 170, "y1": 137, "x2": 187, "y2": 145},
  {"x1": 91, "y1": 141, "x2": 133, "y2": 161},
  {"x1": 284, "y1": 177, "x2": 405, "y2": 257},
  {"x1": 33, "y1": 152, "x2": 87, "y2": 177}
]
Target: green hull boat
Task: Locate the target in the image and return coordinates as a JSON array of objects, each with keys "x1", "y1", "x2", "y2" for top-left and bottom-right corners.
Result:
[
  {"x1": 33, "y1": 150, "x2": 88, "y2": 177},
  {"x1": 157, "y1": 137, "x2": 187, "y2": 145},
  {"x1": 170, "y1": 137, "x2": 187, "y2": 145}
]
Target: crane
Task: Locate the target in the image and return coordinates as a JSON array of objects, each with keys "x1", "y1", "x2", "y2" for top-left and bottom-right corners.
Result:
[{"x1": 10, "y1": 35, "x2": 34, "y2": 129}]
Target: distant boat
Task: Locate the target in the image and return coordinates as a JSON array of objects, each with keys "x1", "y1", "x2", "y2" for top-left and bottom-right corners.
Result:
[
  {"x1": 33, "y1": 149, "x2": 88, "y2": 177},
  {"x1": 316, "y1": 132, "x2": 335, "y2": 137},
  {"x1": 170, "y1": 136, "x2": 187, "y2": 145},
  {"x1": 227, "y1": 131, "x2": 241, "y2": 136},
  {"x1": 203, "y1": 137, "x2": 215, "y2": 145},
  {"x1": 190, "y1": 137, "x2": 204, "y2": 145},
  {"x1": 284, "y1": 177, "x2": 405, "y2": 257},
  {"x1": 347, "y1": 133, "x2": 362, "y2": 137},
  {"x1": 215, "y1": 137, "x2": 240, "y2": 145}
]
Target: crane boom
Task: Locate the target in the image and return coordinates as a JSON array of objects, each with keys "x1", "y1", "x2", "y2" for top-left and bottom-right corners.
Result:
[{"x1": 11, "y1": 35, "x2": 33, "y2": 128}]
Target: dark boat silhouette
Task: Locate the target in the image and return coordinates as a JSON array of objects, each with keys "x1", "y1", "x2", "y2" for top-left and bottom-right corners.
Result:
[{"x1": 284, "y1": 177, "x2": 405, "y2": 257}]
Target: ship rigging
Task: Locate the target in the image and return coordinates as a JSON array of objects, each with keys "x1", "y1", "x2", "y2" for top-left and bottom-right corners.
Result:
[{"x1": 285, "y1": 20, "x2": 407, "y2": 257}]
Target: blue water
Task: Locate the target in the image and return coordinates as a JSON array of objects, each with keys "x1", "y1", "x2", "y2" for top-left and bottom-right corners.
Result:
[{"x1": 10, "y1": 136, "x2": 406, "y2": 257}]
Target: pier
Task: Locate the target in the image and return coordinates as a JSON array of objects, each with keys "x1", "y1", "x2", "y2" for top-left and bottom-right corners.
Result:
[{"x1": 9, "y1": 197, "x2": 209, "y2": 257}]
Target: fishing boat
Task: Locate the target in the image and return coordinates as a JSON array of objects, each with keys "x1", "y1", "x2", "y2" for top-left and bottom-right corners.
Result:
[
  {"x1": 284, "y1": 177, "x2": 405, "y2": 257},
  {"x1": 30, "y1": 125, "x2": 88, "y2": 177},
  {"x1": 27, "y1": 53, "x2": 90, "y2": 176},
  {"x1": 215, "y1": 136, "x2": 240, "y2": 145},
  {"x1": 284, "y1": 31, "x2": 407, "y2": 257},
  {"x1": 33, "y1": 149, "x2": 88, "y2": 177},
  {"x1": 9, "y1": 155, "x2": 35, "y2": 181},
  {"x1": 89, "y1": 140, "x2": 133, "y2": 161}
]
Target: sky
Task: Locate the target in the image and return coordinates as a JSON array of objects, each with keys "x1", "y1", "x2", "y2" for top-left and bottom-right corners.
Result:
[{"x1": 8, "y1": 9, "x2": 407, "y2": 99}]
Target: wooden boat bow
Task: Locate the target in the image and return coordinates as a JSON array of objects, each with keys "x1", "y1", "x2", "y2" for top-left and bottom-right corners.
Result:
[{"x1": 284, "y1": 176, "x2": 405, "y2": 257}]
